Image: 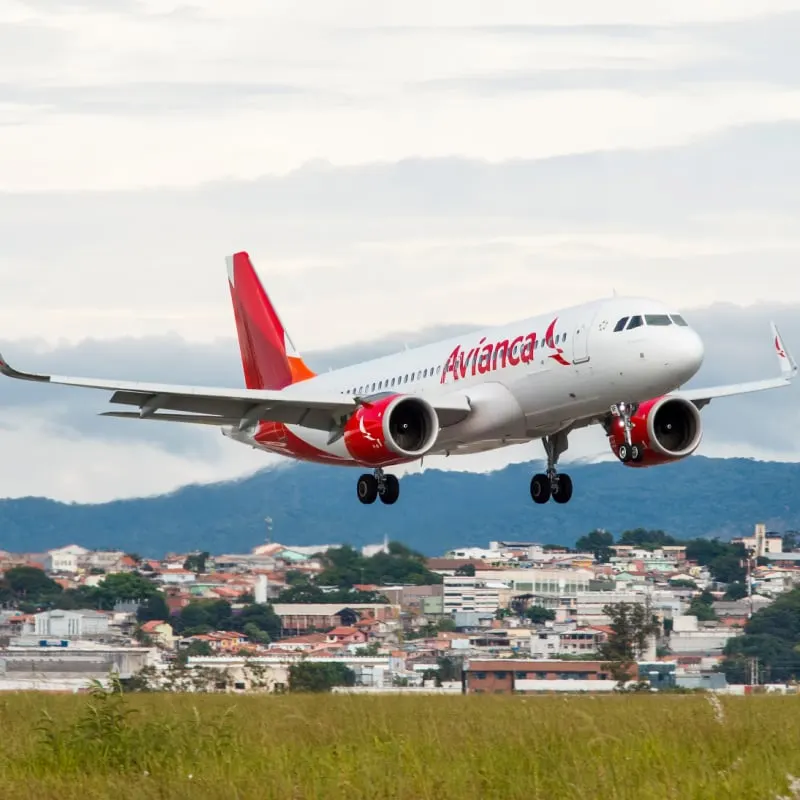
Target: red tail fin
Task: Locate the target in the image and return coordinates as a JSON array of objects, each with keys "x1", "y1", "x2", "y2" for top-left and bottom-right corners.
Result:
[{"x1": 226, "y1": 251, "x2": 316, "y2": 390}]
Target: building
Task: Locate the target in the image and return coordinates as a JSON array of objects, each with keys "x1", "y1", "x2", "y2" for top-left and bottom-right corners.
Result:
[
  {"x1": 33, "y1": 609, "x2": 110, "y2": 639},
  {"x1": 140, "y1": 620, "x2": 176, "y2": 649},
  {"x1": 733, "y1": 523, "x2": 783, "y2": 558},
  {"x1": 464, "y1": 659, "x2": 638, "y2": 693},
  {"x1": 443, "y1": 576, "x2": 508, "y2": 614},
  {"x1": 271, "y1": 603, "x2": 399, "y2": 635},
  {"x1": 44, "y1": 545, "x2": 89, "y2": 574},
  {"x1": 479, "y1": 568, "x2": 594, "y2": 599}
]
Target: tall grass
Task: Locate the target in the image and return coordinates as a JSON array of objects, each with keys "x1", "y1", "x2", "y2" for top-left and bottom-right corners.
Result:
[{"x1": 0, "y1": 685, "x2": 799, "y2": 799}]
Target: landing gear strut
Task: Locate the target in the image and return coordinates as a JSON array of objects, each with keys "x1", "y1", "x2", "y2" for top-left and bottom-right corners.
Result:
[
  {"x1": 357, "y1": 468, "x2": 400, "y2": 505},
  {"x1": 610, "y1": 401, "x2": 643, "y2": 463},
  {"x1": 531, "y1": 430, "x2": 573, "y2": 504}
]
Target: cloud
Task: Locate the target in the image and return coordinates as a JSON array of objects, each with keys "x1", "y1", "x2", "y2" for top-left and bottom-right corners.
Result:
[
  {"x1": 0, "y1": 122, "x2": 799, "y2": 351},
  {"x1": 4, "y1": 4, "x2": 800, "y2": 190},
  {"x1": 0, "y1": 300, "x2": 798, "y2": 503},
  {"x1": 0, "y1": 2, "x2": 799, "y2": 501}
]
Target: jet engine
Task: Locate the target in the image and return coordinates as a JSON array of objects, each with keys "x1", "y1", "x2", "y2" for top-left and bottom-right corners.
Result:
[
  {"x1": 343, "y1": 394, "x2": 440, "y2": 467},
  {"x1": 608, "y1": 396, "x2": 703, "y2": 467}
]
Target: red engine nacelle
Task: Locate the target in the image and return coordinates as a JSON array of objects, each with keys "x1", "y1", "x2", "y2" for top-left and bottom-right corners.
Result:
[
  {"x1": 608, "y1": 396, "x2": 703, "y2": 467},
  {"x1": 342, "y1": 394, "x2": 440, "y2": 467}
]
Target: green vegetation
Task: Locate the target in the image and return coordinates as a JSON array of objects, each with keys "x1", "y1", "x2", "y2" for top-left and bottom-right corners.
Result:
[
  {"x1": 276, "y1": 541, "x2": 442, "y2": 604},
  {"x1": 720, "y1": 587, "x2": 800, "y2": 683},
  {"x1": 1, "y1": 688, "x2": 800, "y2": 798},
  {"x1": 574, "y1": 527, "x2": 747, "y2": 584},
  {"x1": 599, "y1": 602, "x2": 661, "y2": 686},
  {"x1": 688, "y1": 591, "x2": 718, "y2": 622}
]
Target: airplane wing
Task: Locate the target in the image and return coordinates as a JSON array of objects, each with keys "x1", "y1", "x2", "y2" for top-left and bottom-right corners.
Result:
[
  {"x1": 672, "y1": 322, "x2": 797, "y2": 410},
  {"x1": 0, "y1": 353, "x2": 472, "y2": 430}
]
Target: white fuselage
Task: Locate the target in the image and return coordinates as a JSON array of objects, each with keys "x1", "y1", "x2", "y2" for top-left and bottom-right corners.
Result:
[{"x1": 228, "y1": 295, "x2": 705, "y2": 462}]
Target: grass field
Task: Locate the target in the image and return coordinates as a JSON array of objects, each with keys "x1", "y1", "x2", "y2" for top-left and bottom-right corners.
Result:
[{"x1": 1, "y1": 686, "x2": 800, "y2": 799}]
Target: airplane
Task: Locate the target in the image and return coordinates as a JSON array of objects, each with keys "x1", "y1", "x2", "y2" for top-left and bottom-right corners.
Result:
[{"x1": 0, "y1": 251, "x2": 796, "y2": 507}]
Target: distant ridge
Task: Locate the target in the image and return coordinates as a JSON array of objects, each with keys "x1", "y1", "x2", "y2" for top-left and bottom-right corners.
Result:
[{"x1": 0, "y1": 456, "x2": 798, "y2": 557}]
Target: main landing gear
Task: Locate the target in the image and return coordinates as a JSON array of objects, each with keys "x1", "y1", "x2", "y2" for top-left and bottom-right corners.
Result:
[
  {"x1": 356, "y1": 468, "x2": 400, "y2": 505},
  {"x1": 530, "y1": 430, "x2": 573, "y2": 505},
  {"x1": 610, "y1": 401, "x2": 644, "y2": 463}
]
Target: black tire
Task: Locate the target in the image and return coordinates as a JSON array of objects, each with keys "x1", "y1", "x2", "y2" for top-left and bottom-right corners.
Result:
[
  {"x1": 379, "y1": 474, "x2": 400, "y2": 505},
  {"x1": 618, "y1": 443, "x2": 632, "y2": 463},
  {"x1": 631, "y1": 445, "x2": 644, "y2": 463},
  {"x1": 552, "y1": 473, "x2": 573, "y2": 504},
  {"x1": 530, "y1": 474, "x2": 551, "y2": 504},
  {"x1": 357, "y1": 474, "x2": 378, "y2": 504}
]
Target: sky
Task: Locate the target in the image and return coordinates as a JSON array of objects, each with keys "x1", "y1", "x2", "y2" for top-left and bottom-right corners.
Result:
[{"x1": 1, "y1": 0, "x2": 800, "y2": 502}]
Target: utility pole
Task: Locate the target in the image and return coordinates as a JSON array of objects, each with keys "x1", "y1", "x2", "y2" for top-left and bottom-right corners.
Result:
[{"x1": 746, "y1": 547, "x2": 754, "y2": 618}]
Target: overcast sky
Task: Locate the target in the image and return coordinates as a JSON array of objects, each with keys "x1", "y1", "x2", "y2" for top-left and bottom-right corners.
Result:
[{"x1": 1, "y1": 0, "x2": 800, "y2": 502}]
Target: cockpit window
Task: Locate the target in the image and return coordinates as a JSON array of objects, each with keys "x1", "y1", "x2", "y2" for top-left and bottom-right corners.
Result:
[
  {"x1": 627, "y1": 315, "x2": 643, "y2": 330},
  {"x1": 671, "y1": 314, "x2": 688, "y2": 327},
  {"x1": 645, "y1": 314, "x2": 672, "y2": 326},
  {"x1": 614, "y1": 317, "x2": 629, "y2": 332}
]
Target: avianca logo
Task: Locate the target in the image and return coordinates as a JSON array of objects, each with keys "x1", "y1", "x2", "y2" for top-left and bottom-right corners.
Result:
[
  {"x1": 776, "y1": 336, "x2": 786, "y2": 359},
  {"x1": 441, "y1": 317, "x2": 570, "y2": 384}
]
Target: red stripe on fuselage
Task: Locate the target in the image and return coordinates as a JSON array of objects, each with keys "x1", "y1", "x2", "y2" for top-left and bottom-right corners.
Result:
[{"x1": 254, "y1": 421, "x2": 353, "y2": 465}]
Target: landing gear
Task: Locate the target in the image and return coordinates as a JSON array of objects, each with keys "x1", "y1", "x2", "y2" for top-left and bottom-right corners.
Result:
[
  {"x1": 610, "y1": 401, "x2": 643, "y2": 463},
  {"x1": 356, "y1": 469, "x2": 400, "y2": 505},
  {"x1": 531, "y1": 431, "x2": 573, "y2": 504}
]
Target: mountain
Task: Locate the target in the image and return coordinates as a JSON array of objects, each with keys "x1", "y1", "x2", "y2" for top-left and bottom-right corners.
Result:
[{"x1": 0, "y1": 456, "x2": 798, "y2": 557}]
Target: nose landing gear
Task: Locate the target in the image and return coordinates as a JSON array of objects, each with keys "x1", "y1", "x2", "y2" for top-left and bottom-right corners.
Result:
[{"x1": 610, "y1": 401, "x2": 644, "y2": 463}]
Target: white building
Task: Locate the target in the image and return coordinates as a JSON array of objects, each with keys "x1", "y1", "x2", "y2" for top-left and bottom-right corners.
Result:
[
  {"x1": 443, "y1": 576, "x2": 508, "y2": 614},
  {"x1": 33, "y1": 609, "x2": 110, "y2": 639},
  {"x1": 669, "y1": 615, "x2": 741, "y2": 654},
  {"x1": 478, "y1": 568, "x2": 594, "y2": 598},
  {"x1": 45, "y1": 545, "x2": 90, "y2": 574}
]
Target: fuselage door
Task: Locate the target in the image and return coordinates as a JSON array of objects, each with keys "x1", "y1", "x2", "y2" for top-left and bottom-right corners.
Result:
[{"x1": 572, "y1": 313, "x2": 594, "y2": 364}]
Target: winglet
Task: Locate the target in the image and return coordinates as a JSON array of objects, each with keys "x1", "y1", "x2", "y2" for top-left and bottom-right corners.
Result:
[
  {"x1": 771, "y1": 322, "x2": 797, "y2": 379},
  {"x1": 0, "y1": 350, "x2": 50, "y2": 382}
]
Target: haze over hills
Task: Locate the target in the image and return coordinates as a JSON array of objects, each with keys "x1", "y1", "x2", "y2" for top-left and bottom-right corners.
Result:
[{"x1": 0, "y1": 456, "x2": 797, "y2": 557}]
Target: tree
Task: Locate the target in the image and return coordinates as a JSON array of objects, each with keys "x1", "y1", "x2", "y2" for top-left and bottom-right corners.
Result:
[
  {"x1": 288, "y1": 662, "x2": 356, "y2": 692},
  {"x1": 724, "y1": 582, "x2": 748, "y2": 601},
  {"x1": 618, "y1": 528, "x2": 678, "y2": 549},
  {"x1": 783, "y1": 532, "x2": 799, "y2": 553},
  {"x1": 688, "y1": 592, "x2": 717, "y2": 622},
  {"x1": 599, "y1": 602, "x2": 660, "y2": 686},
  {"x1": 525, "y1": 606, "x2": 556, "y2": 625},
  {"x1": 437, "y1": 655, "x2": 463, "y2": 682},
  {"x1": 2, "y1": 566, "x2": 62, "y2": 601},
  {"x1": 184, "y1": 551, "x2": 210, "y2": 574},
  {"x1": 575, "y1": 530, "x2": 614, "y2": 562},
  {"x1": 454, "y1": 563, "x2": 475, "y2": 577},
  {"x1": 136, "y1": 592, "x2": 170, "y2": 623},
  {"x1": 719, "y1": 588, "x2": 800, "y2": 683},
  {"x1": 232, "y1": 603, "x2": 281, "y2": 641}
]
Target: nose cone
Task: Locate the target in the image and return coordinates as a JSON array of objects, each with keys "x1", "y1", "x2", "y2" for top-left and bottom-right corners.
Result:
[{"x1": 675, "y1": 329, "x2": 705, "y2": 382}]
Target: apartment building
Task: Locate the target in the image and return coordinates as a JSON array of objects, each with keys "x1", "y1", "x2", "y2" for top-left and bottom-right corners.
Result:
[{"x1": 443, "y1": 576, "x2": 508, "y2": 614}]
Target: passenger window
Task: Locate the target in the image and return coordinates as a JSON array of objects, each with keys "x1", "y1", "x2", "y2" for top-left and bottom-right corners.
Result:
[
  {"x1": 423, "y1": 369, "x2": 428, "y2": 378},
  {"x1": 627, "y1": 316, "x2": 643, "y2": 330},
  {"x1": 645, "y1": 314, "x2": 672, "y2": 326},
  {"x1": 562, "y1": 332, "x2": 567, "y2": 342},
  {"x1": 371, "y1": 383, "x2": 376, "y2": 391},
  {"x1": 391, "y1": 378, "x2": 395, "y2": 386},
  {"x1": 614, "y1": 317, "x2": 629, "y2": 332},
  {"x1": 671, "y1": 314, "x2": 689, "y2": 327}
]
